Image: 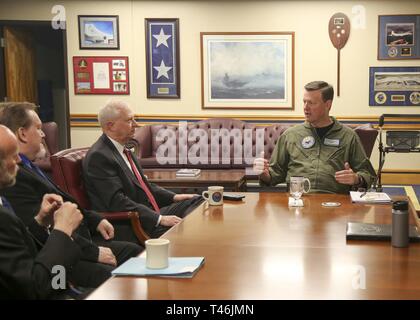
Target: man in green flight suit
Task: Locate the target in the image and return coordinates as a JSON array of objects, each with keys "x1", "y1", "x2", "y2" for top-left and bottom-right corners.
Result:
[{"x1": 254, "y1": 81, "x2": 376, "y2": 194}]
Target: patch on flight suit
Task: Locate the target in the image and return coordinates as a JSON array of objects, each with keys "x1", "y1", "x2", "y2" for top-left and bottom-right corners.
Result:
[
  {"x1": 301, "y1": 136, "x2": 315, "y2": 149},
  {"x1": 324, "y1": 138, "x2": 340, "y2": 147}
]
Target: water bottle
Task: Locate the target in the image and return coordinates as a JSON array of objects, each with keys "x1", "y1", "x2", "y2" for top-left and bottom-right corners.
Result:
[{"x1": 391, "y1": 200, "x2": 409, "y2": 248}]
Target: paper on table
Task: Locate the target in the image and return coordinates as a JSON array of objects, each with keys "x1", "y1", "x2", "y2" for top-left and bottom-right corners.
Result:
[
  {"x1": 111, "y1": 257, "x2": 205, "y2": 278},
  {"x1": 288, "y1": 197, "x2": 304, "y2": 207},
  {"x1": 350, "y1": 191, "x2": 392, "y2": 203}
]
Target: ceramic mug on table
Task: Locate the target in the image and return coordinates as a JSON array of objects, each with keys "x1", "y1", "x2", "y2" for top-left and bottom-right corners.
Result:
[
  {"x1": 202, "y1": 186, "x2": 224, "y2": 206},
  {"x1": 145, "y1": 238, "x2": 170, "y2": 269}
]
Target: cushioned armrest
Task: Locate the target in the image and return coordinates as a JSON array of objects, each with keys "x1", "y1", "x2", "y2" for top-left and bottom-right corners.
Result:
[{"x1": 101, "y1": 211, "x2": 149, "y2": 245}]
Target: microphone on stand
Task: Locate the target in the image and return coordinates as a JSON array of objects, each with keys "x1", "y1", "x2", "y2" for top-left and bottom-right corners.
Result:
[
  {"x1": 374, "y1": 114, "x2": 386, "y2": 192},
  {"x1": 372, "y1": 153, "x2": 386, "y2": 192}
]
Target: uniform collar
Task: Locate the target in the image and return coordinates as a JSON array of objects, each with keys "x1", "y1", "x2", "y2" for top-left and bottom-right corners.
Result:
[{"x1": 303, "y1": 117, "x2": 342, "y2": 131}]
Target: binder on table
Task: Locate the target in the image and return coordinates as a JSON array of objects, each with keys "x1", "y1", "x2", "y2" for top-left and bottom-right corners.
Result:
[{"x1": 346, "y1": 222, "x2": 420, "y2": 242}]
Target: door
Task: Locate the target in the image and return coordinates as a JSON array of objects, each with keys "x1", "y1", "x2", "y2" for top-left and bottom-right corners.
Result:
[{"x1": 3, "y1": 26, "x2": 37, "y2": 102}]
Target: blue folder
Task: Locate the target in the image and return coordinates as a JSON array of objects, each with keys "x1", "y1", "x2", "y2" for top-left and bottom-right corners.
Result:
[{"x1": 111, "y1": 257, "x2": 205, "y2": 278}]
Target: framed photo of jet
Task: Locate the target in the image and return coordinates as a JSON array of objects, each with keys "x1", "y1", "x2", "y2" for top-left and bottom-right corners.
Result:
[
  {"x1": 378, "y1": 15, "x2": 420, "y2": 60},
  {"x1": 145, "y1": 18, "x2": 180, "y2": 98},
  {"x1": 369, "y1": 66, "x2": 420, "y2": 106},
  {"x1": 200, "y1": 32, "x2": 294, "y2": 109},
  {"x1": 78, "y1": 15, "x2": 120, "y2": 50}
]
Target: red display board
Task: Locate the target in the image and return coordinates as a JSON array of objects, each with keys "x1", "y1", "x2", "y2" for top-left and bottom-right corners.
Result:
[{"x1": 73, "y1": 56, "x2": 129, "y2": 94}]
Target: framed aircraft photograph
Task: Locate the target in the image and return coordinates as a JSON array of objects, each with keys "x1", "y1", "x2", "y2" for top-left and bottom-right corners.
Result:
[
  {"x1": 369, "y1": 66, "x2": 420, "y2": 106},
  {"x1": 378, "y1": 15, "x2": 420, "y2": 60},
  {"x1": 78, "y1": 15, "x2": 120, "y2": 50}
]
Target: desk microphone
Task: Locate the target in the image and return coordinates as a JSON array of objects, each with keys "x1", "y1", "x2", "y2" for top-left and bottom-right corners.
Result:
[{"x1": 372, "y1": 155, "x2": 385, "y2": 192}]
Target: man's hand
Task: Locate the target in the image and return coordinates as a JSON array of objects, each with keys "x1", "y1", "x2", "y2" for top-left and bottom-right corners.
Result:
[
  {"x1": 96, "y1": 219, "x2": 115, "y2": 240},
  {"x1": 253, "y1": 151, "x2": 271, "y2": 183},
  {"x1": 98, "y1": 246, "x2": 117, "y2": 266},
  {"x1": 53, "y1": 202, "x2": 83, "y2": 237},
  {"x1": 173, "y1": 194, "x2": 196, "y2": 202},
  {"x1": 335, "y1": 162, "x2": 360, "y2": 185},
  {"x1": 160, "y1": 215, "x2": 182, "y2": 227},
  {"x1": 35, "y1": 193, "x2": 63, "y2": 227}
]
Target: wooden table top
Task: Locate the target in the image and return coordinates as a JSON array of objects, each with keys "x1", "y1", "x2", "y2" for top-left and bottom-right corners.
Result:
[{"x1": 87, "y1": 193, "x2": 420, "y2": 300}]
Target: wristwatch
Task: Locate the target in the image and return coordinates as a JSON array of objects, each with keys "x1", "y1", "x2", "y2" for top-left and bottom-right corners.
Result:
[{"x1": 355, "y1": 173, "x2": 365, "y2": 187}]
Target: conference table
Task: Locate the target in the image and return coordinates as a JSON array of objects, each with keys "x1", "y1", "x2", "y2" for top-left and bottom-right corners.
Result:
[{"x1": 87, "y1": 193, "x2": 420, "y2": 300}]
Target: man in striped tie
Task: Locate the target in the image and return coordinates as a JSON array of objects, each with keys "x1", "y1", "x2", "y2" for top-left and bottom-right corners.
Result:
[{"x1": 83, "y1": 100, "x2": 203, "y2": 238}]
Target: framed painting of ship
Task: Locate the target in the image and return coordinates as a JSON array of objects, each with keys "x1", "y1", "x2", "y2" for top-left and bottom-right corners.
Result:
[
  {"x1": 78, "y1": 15, "x2": 120, "y2": 50},
  {"x1": 200, "y1": 32, "x2": 294, "y2": 109},
  {"x1": 378, "y1": 15, "x2": 420, "y2": 60}
]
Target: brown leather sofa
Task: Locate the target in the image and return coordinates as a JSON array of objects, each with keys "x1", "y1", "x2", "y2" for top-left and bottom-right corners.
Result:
[{"x1": 130, "y1": 118, "x2": 378, "y2": 172}]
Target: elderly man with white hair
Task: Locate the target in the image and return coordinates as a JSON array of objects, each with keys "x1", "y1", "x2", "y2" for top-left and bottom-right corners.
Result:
[{"x1": 83, "y1": 100, "x2": 203, "y2": 238}]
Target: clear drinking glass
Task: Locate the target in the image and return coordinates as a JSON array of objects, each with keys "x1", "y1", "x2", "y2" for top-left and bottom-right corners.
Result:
[{"x1": 289, "y1": 176, "x2": 311, "y2": 200}]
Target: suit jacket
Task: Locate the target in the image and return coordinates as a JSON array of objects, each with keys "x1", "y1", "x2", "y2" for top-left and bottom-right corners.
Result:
[
  {"x1": 0, "y1": 206, "x2": 81, "y2": 299},
  {"x1": 83, "y1": 134, "x2": 176, "y2": 234},
  {"x1": 0, "y1": 164, "x2": 103, "y2": 262}
]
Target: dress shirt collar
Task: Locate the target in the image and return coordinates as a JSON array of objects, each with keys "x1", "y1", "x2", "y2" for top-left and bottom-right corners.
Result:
[
  {"x1": 107, "y1": 135, "x2": 126, "y2": 155},
  {"x1": 106, "y1": 135, "x2": 134, "y2": 173}
]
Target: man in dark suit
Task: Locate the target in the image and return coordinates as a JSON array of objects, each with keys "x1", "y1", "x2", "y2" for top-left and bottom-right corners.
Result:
[
  {"x1": 83, "y1": 100, "x2": 204, "y2": 238},
  {"x1": 0, "y1": 102, "x2": 142, "y2": 289},
  {"x1": 0, "y1": 125, "x2": 84, "y2": 299}
]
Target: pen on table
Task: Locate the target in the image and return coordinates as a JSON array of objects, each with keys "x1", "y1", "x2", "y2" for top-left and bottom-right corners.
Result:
[{"x1": 359, "y1": 191, "x2": 367, "y2": 198}]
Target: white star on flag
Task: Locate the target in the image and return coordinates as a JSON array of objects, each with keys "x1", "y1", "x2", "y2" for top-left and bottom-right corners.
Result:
[
  {"x1": 153, "y1": 28, "x2": 171, "y2": 48},
  {"x1": 153, "y1": 60, "x2": 172, "y2": 79}
]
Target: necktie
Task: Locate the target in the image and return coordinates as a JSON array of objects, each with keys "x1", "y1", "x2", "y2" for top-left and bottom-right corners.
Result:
[
  {"x1": 28, "y1": 162, "x2": 57, "y2": 189},
  {"x1": 29, "y1": 161, "x2": 48, "y2": 180},
  {"x1": 123, "y1": 148, "x2": 160, "y2": 213},
  {"x1": 1, "y1": 196, "x2": 15, "y2": 215}
]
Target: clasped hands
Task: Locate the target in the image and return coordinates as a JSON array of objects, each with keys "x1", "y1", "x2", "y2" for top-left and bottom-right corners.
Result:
[
  {"x1": 35, "y1": 194, "x2": 83, "y2": 237},
  {"x1": 35, "y1": 194, "x2": 116, "y2": 240},
  {"x1": 34, "y1": 194, "x2": 117, "y2": 265}
]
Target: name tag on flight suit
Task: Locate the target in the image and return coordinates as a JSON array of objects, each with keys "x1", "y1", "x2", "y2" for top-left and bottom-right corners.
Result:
[{"x1": 324, "y1": 138, "x2": 340, "y2": 147}]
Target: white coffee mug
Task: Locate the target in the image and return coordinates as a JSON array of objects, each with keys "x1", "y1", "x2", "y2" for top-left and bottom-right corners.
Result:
[
  {"x1": 289, "y1": 176, "x2": 311, "y2": 200},
  {"x1": 202, "y1": 186, "x2": 224, "y2": 206},
  {"x1": 145, "y1": 238, "x2": 170, "y2": 269}
]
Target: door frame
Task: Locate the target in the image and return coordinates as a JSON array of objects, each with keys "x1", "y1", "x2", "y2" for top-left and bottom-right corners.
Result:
[{"x1": 0, "y1": 20, "x2": 71, "y2": 147}]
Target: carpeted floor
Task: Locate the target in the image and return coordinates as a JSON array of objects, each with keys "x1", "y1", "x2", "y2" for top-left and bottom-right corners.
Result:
[{"x1": 382, "y1": 185, "x2": 420, "y2": 212}]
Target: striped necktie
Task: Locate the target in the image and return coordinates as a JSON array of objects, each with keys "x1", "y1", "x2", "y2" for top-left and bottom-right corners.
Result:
[{"x1": 123, "y1": 148, "x2": 160, "y2": 213}]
